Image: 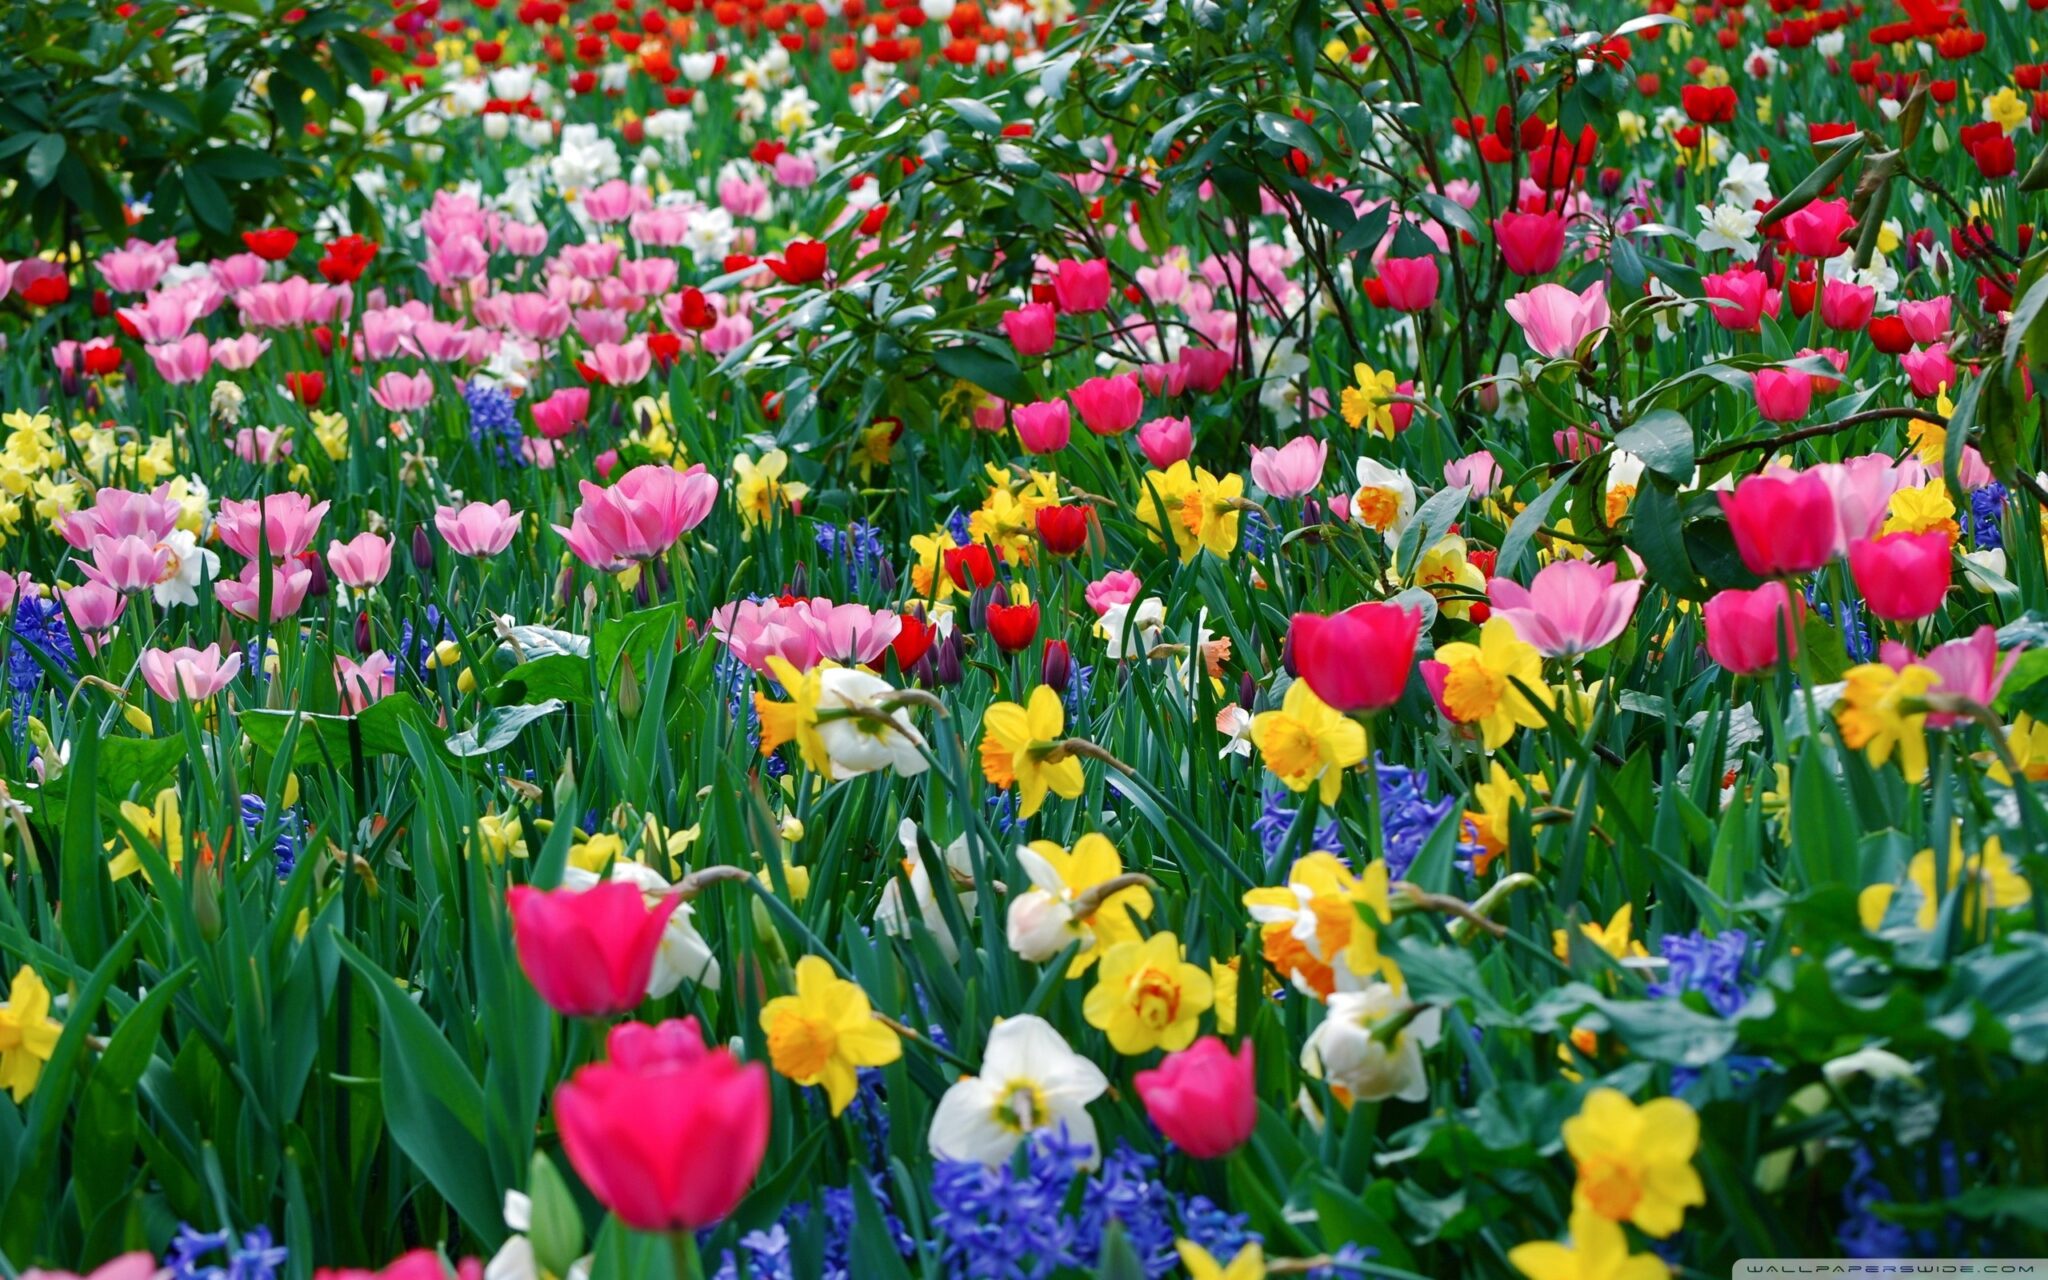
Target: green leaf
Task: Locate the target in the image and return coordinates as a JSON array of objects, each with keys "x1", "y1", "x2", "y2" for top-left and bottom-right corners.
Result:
[
  {"x1": 1757, "y1": 134, "x2": 1866, "y2": 231},
  {"x1": 446, "y1": 700, "x2": 567, "y2": 758},
  {"x1": 1254, "y1": 111, "x2": 1321, "y2": 164},
  {"x1": 23, "y1": 133, "x2": 64, "y2": 189},
  {"x1": 1499, "y1": 468, "x2": 1572, "y2": 576},
  {"x1": 1612, "y1": 409, "x2": 1694, "y2": 480},
  {"x1": 930, "y1": 342, "x2": 1032, "y2": 404},
  {"x1": 943, "y1": 97, "x2": 1003, "y2": 134}
]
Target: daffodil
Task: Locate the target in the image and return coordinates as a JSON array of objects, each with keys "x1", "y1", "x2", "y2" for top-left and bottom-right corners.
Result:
[
  {"x1": 1464, "y1": 762, "x2": 1537, "y2": 876},
  {"x1": 1082, "y1": 932, "x2": 1214, "y2": 1055},
  {"x1": 1561, "y1": 1088, "x2": 1704, "y2": 1238},
  {"x1": 0, "y1": 966, "x2": 62, "y2": 1103},
  {"x1": 1250, "y1": 680, "x2": 1367, "y2": 804},
  {"x1": 732, "y1": 447, "x2": 808, "y2": 528},
  {"x1": 1135, "y1": 462, "x2": 1242, "y2": 563},
  {"x1": 1177, "y1": 1241, "x2": 1266, "y2": 1280},
  {"x1": 759, "y1": 955, "x2": 902, "y2": 1115},
  {"x1": 979, "y1": 685, "x2": 1085, "y2": 818},
  {"x1": 1341, "y1": 363, "x2": 1404, "y2": 436},
  {"x1": 1882, "y1": 480, "x2": 1959, "y2": 539},
  {"x1": 108, "y1": 787, "x2": 182, "y2": 882},
  {"x1": 1425, "y1": 617, "x2": 1552, "y2": 749},
  {"x1": 1860, "y1": 826, "x2": 2032, "y2": 931},
  {"x1": 1244, "y1": 853, "x2": 1397, "y2": 998},
  {"x1": 1006, "y1": 834, "x2": 1153, "y2": 973},
  {"x1": 1835, "y1": 661, "x2": 1939, "y2": 783},
  {"x1": 927, "y1": 1014, "x2": 1108, "y2": 1167},
  {"x1": 1508, "y1": 1205, "x2": 1671, "y2": 1280},
  {"x1": 1553, "y1": 904, "x2": 1650, "y2": 963}
]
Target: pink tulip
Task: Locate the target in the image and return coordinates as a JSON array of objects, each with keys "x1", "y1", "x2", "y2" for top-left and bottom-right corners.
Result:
[
  {"x1": 1901, "y1": 343, "x2": 1957, "y2": 399},
  {"x1": 1815, "y1": 455, "x2": 1901, "y2": 547},
  {"x1": 553, "y1": 1018, "x2": 769, "y2": 1230},
  {"x1": 1718, "y1": 471, "x2": 1839, "y2": 576},
  {"x1": 707, "y1": 599, "x2": 822, "y2": 673},
  {"x1": 82, "y1": 535, "x2": 171, "y2": 595},
  {"x1": 1752, "y1": 369, "x2": 1814, "y2": 423},
  {"x1": 1897, "y1": 297, "x2": 1952, "y2": 345},
  {"x1": 335, "y1": 652, "x2": 398, "y2": 713},
  {"x1": 1444, "y1": 450, "x2": 1502, "y2": 495},
  {"x1": 96, "y1": 246, "x2": 172, "y2": 295},
  {"x1": 328, "y1": 532, "x2": 395, "y2": 589},
  {"x1": 1136, "y1": 415, "x2": 1192, "y2": 468},
  {"x1": 508, "y1": 882, "x2": 681, "y2": 1017},
  {"x1": 502, "y1": 221, "x2": 550, "y2": 257},
  {"x1": 1488, "y1": 559, "x2": 1644, "y2": 658},
  {"x1": 210, "y1": 333, "x2": 271, "y2": 371},
  {"x1": 1249, "y1": 436, "x2": 1326, "y2": 499},
  {"x1": 1177, "y1": 345, "x2": 1232, "y2": 393},
  {"x1": 1070, "y1": 373, "x2": 1143, "y2": 436},
  {"x1": 1134, "y1": 1036, "x2": 1256, "y2": 1160},
  {"x1": 1818, "y1": 278, "x2": 1875, "y2": 332},
  {"x1": 1051, "y1": 258, "x2": 1111, "y2": 313},
  {"x1": 1703, "y1": 583, "x2": 1803, "y2": 674},
  {"x1": 506, "y1": 292, "x2": 572, "y2": 342},
  {"x1": 146, "y1": 334, "x2": 212, "y2": 384},
  {"x1": 1503, "y1": 281, "x2": 1609, "y2": 358},
  {"x1": 61, "y1": 486, "x2": 182, "y2": 550},
  {"x1": 1781, "y1": 199, "x2": 1857, "y2": 258},
  {"x1": 370, "y1": 370, "x2": 435, "y2": 412},
  {"x1": 1139, "y1": 361, "x2": 1188, "y2": 397},
  {"x1": 140, "y1": 644, "x2": 243, "y2": 702},
  {"x1": 531, "y1": 387, "x2": 591, "y2": 439},
  {"x1": 553, "y1": 464, "x2": 720, "y2": 571},
  {"x1": 1085, "y1": 569, "x2": 1144, "y2": 616},
  {"x1": 23, "y1": 1253, "x2": 160, "y2": 1280},
  {"x1": 1011, "y1": 400, "x2": 1072, "y2": 454},
  {"x1": 230, "y1": 426, "x2": 292, "y2": 465},
  {"x1": 62, "y1": 581, "x2": 126, "y2": 649},
  {"x1": 586, "y1": 178, "x2": 644, "y2": 223},
  {"x1": 1001, "y1": 303, "x2": 1057, "y2": 356},
  {"x1": 1702, "y1": 268, "x2": 1769, "y2": 332},
  {"x1": 1493, "y1": 208, "x2": 1566, "y2": 276},
  {"x1": 435, "y1": 500, "x2": 522, "y2": 558},
  {"x1": 1378, "y1": 256, "x2": 1441, "y2": 312},
  {"x1": 216, "y1": 493, "x2": 330, "y2": 562},
  {"x1": 1887, "y1": 626, "x2": 2016, "y2": 726},
  {"x1": 215, "y1": 562, "x2": 314, "y2": 621},
  {"x1": 1849, "y1": 530, "x2": 1952, "y2": 622},
  {"x1": 1289, "y1": 603, "x2": 1422, "y2": 712},
  {"x1": 586, "y1": 338, "x2": 653, "y2": 387}
]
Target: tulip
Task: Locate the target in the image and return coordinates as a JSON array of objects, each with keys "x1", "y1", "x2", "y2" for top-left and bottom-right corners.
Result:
[
  {"x1": 1781, "y1": 199, "x2": 1857, "y2": 258},
  {"x1": 335, "y1": 652, "x2": 398, "y2": 713},
  {"x1": 370, "y1": 371, "x2": 435, "y2": 412},
  {"x1": 1702, "y1": 268, "x2": 1768, "y2": 331},
  {"x1": 1718, "y1": 471, "x2": 1839, "y2": 576},
  {"x1": 1503, "y1": 281, "x2": 1609, "y2": 358},
  {"x1": 1901, "y1": 343, "x2": 1957, "y2": 399},
  {"x1": 1487, "y1": 560, "x2": 1644, "y2": 658},
  {"x1": 1817, "y1": 278, "x2": 1875, "y2": 332},
  {"x1": 1288, "y1": 603, "x2": 1422, "y2": 712},
  {"x1": 1378, "y1": 256, "x2": 1441, "y2": 312},
  {"x1": 1703, "y1": 583, "x2": 1803, "y2": 674},
  {"x1": 1493, "y1": 209, "x2": 1567, "y2": 276},
  {"x1": 1070, "y1": 373, "x2": 1143, "y2": 435},
  {"x1": 986, "y1": 601, "x2": 1041, "y2": 654},
  {"x1": 507, "y1": 882, "x2": 682, "y2": 1017},
  {"x1": 1136, "y1": 416, "x2": 1192, "y2": 468},
  {"x1": 146, "y1": 333, "x2": 212, "y2": 384},
  {"x1": 1444, "y1": 450, "x2": 1502, "y2": 496},
  {"x1": 1085, "y1": 569, "x2": 1143, "y2": 616},
  {"x1": 1001, "y1": 302, "x2": 1057, "y2": 356},
  {"x1": 327, "y1": 533, "x2": 395, "y2": 590},
  {"x1": 1133, "y1": 1036, "x2": 1256, "y2": 1159},
  {"x1": 1898, "y1": 626, "x2": 2017, "y2": 726},
  {"x1": 140, "y1": 644, "x2": 243, "y2": 702},
  {"x1": 215, "y1": 562, "x2": 314, "y2": 622},
  {"x1": 1011, "y1": 400, "x2": 1072, "y2": 454},
  {"x1": 1249, "y1": 436, "x2": 1327, "y2": 499},
  {"x1": 1041, "y1": 639, "x2": 1073, "y2": 692},
  {"x1": 944, "y1": 545, "x2": 997, "y2": 591},
  {"x1": 1814, "y1": 455, "x2": 1902, "y2": 547},
  {"x1": 215, "y1": 492, "x2": 331, "y2": 562},
  {"x1": 1752, "y1": 369, "x2": 1814, "y2": 422},
  {"x1": 24, "y1": 1255, "x2": 161, "y2": 1280},
  {"x1": 553, "y1": 464, "x2": 720, "y2": 571},
  {"x1": 1035, "y1": 504, "x2": 1091, "y2": 556},
  {"x1": 1897, "y1": 297, "x2": 1952, "y2": 345},
  {"x1": 554, "y1": 1018, "x2": 770, "y2": 1231},
  {"x1": 1051, "y1": 258, "x2": 1111, "y2": 313},
  {"x1": 1849, "y1": 530, "x2": 1952, "y2": 622},
  {"x1": 82, "y1": 535, "x2": 171, "y2": 595},
  {"x1": 1177, "y1": 345, "x2": 1232, "y2": 393},
  {"x1": 435, "y1": 500, "x2": 522, "y2": 558},
  {"x1": 530, "y1": 387, "x2": 591, "y2": 439}
]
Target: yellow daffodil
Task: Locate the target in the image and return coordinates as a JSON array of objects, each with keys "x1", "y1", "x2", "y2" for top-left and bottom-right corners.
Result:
[
  {"x1": 1553, "y1": 904, "x2": 1650, "y2": 963},
  {"x1": 908, "y1": 527, "x2": 967, "y2": 600},
  {"x1": 567, "y1": 831, "x2": 627, "y2": 874},
  {"x1": 759, "y1": 955, "x2": 902, "y2": 1115},
  {"x1": 1250, "y1": 680, "x2": 1367, "y2": 804},
  {"x1": 1410, "y1": 534, "x2": 1487, "y2": 620},
  {"x1": 1341, "y1": 363, "x2": 1403, "y2": 436},
  {"x1": 1509, "y1": 1205, "x2": 1671, "y2": 1280},
  {"x1": 979, "y1": 685, "x2": 1085, "y2": 818},
  {"x1": 473, "y1": 813, "x2": 524, "y2": 861},
  {"x1": 1244, "y1": 853, "x2": 1397, "y2": 998},
  {"x1": 1177, "y1": 1241, "x2": 1265, "y2": 1280},
  {"x1": 1985, "y1": 85, "x2": 2029, "y2": 132},
  {"x1": 108, "y1": 787, "x2": 182, "y2": 882},
  {"x1": 1210, "y1": 956, "x2": 1240, "y2": 1034},
  {"x1": 756, "y1": 655, "x2": 833, "y2": 775},
  {"x1": 1135, "y1": 462, "x2": 1242, "y2": 563},
  {"x1": 1835, "y1": 661, "x2": 1939, "y2": 783},
  {"x1": 1860, "y1": 826, "x2": 2032, "y2": 931},
  {"x1": 1427, "y1": 617, "x2": 1552, "y2": 749},
  {"x1": 733, "y1": 448, "x2": 808, "y2": 528},
  {"x1": 1561, "y1": 1088, "x2": 1704, "y2": 1238},
  {"x1": 1082, "y1": 931, "x2": 1214, "y2": 1055},
  {"x1": 1882, "y1": 480, "x2": 1959, "y2": 539},
  {"x1": 1990, "y1": 712, "x2": 2048, "y2": 784},
  {"x1": 0, "y1": 966, "x2": 62, "y2": 1103},
  {"x1": 1012, "y1": 834, "x2": 1152, "y2": 974}
]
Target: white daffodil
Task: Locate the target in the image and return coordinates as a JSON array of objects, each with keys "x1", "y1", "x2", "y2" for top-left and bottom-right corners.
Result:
[
  {"x1": 562, "y1": 863, "x2": 719, "y2": 995},
  {"x1": 813, "y1": 668, "x2": 929, "y2": 778},
  {"x1": 1719, "y1": 152, "x2": 1773, "y2": 208},
  {"x1": 152, "y1": 528, "x2": 217, "y2": 608},
  {"x1": 928, "y1": 1015, "x2": 1108, "y2": 1167},
  {"x1": 1098, "y1": 595, "x2": 1166, "y2": 660},
  {"x1": 877, "y1": 818, "x2": 979, "y2": 962},
  {"x1": 1301, "y1": 981, "x2": 1442, "y2": 1103},
  {"x1": 488, "y1": 1190, "x2": 591, "y2": 1280},
  {"x1": 1350, "y1": 457, "x2": 1417, "y2": 545},
  {"x1": 1695, "y1": 202, "x2": 1763, "y2": 260}
]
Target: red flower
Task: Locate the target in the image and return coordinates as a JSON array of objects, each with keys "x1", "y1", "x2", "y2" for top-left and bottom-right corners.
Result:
[
  {"x1": 1679, "y1": 83, "x2": 1737, "y2": 123},
  {"x1": 986, "y1": 600, "x2": 1041, "y2": 653},
  {"x1": 285, "y1": 371, "x2": 326, "y2": 406},
  {"x1": 1288, "y1": 603, "x2": 1422, "y2": 712},
  {"x1": 1134, "y1": 1037, "x2": 1256, "y2": 1159},
  {"x1": 317, "y1": 234, "x2": 380, "y2": 285},
  {"x1": 943, "y1": 544, "x2": 995, "y2": 591},
  {"x1": 767, "y1": 239, "x2": 829, "y2": 285},
  {"x1": 507, "y1": 882, "x2": 682, "y2": 1017},
  {"x1": 892, "y1": 611, "x2": 936, "y2": 669},
  {"x1": 675, "y1": 286, "x2": 717, "y2": 330},
  {"x1": 1034, "y1": 504, "x2": 1091, "y2": 556},
  {"x1": 14, "y1": 262, "x2": 71, "y2": 308},
  {"x1": 242, "y1": 228, "x2": 300, "y2": 261}
]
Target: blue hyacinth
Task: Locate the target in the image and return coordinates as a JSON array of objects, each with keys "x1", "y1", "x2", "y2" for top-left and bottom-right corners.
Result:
[
  {"x1": 1969, "y1": 482, "x2": 2007, "y2": 551},
  {"x1": 8, "y1": 591, "x2": 71, "y2": 745},
  {"x1": 240, "y1": 794, "x2": 305, "y2": 878},
  {"x1": 464, "y1": 380, "x2": 526, "y2": 467},
  {"x1": 1373, "y1": 755, "x2": 1466, "y2": 881},
  {"x1": 1647, "y1": 929, "x2": 1770, "y2": 1089},
  {"x1": 165, "y1": 1223, "x2": 288, "y2": 1280},
  {"x1": 1252, "y1": 784, "x2": 1345, "y2": 863}
]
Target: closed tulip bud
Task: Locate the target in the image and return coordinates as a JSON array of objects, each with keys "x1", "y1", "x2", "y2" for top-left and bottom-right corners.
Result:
[
  {"x1": 968, "y1": 585, "x2": 994, "y2": 634},
  {"x1": 934, "y1": 631, "x2": 964, "y2": 686},
  {"x1": 788, "y1": 562, "x2": 808, "y2": 597},
  {"x1": 1042, "y1": 639, "x2": 1072, "y2": 692},
  {"x1": 654, "y1": 556, "x2": 673, "y2": 599},
  {"x1": 354, "y1": 610, "x2": 374, "y2": 655},
  {"x1": 875, "y1": 557, "x2": 897, "y2": 594},
  {"x1": 299, "y1": 551, "x2": 330, "y2": 599},
  {"x1": 1238, "y1": 670, "x2": 1259, "y2": 710},
  {"x1": 410, "y1": 525, "x2": 434, "y2": 572}
]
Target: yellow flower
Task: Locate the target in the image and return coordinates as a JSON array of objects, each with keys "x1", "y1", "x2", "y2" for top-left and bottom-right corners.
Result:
[
  {"x1": 1509, "y1": 1205, "x2": 1670, "y2": 1280},
  {"x1": 1210, "y1": 957, "x2": 1240, "y2": 1035},
  {"x1": 908, "y1": 527, "x2": 966, "y2": 601},
  {"x1": 756, "y1": 655, "x2": 833, "y2": 775},
  {"x1": 1243, "y1": 854, "x2": 1397, "y2": 998},
  {"x1": 1176, "y1": 1241, "x2": 1266, "y2": 1280},
  {"x1": 1464, "y1": 762, "x2": 1534, "y2": 875},
  {"x1": 733, "y1": 448, "x2": 808, "y2": 528},
  {"x1": 1250, "y1": 680, "x2": 1367, "y2": 804},
  {"x1": 759, "y1": 955, "x2": 902, "y2": 1115},
  {"x1": 854, "y1": 420, "x2": 895, "y2": 482},
  {"x1": 1082, "y1": 931, "x2": 1214, "y2": 1055},
  {"x1": 1341, "y1": 363, "x2": 1403, "y2": 436},
  {"x1": 1986, "y1": 85, "x2": 2029, "y2": 132},
  {"x1": 1410, "y1": 535, "x2": 1487, "y2": 620},
  {"x1": 473, "y1": 813, "x2": 524, "y2": 861},
  {"x1": 1560, "y1": 1088, "x2": 1704, "y2": 1238},
  {"x1": 979, "y1": 685, "x2": 1085, "y2": 818},
  {"x1": 108, "y1": 787, "x2": 182, "y2": 882},
  {"x1": 568, "y1": 831, "x2": 627, "y2": 874},
  {"x1": 1834, "y1": 662, "x2": 1939, "y2": 783},
  {"x1": 311, "y1": 411, "x2": 350, "y2": 461},
  {"x1": 0, "y1": 966, "x2": 62, "y2": 1103},
  {"x1": 969, "y1": 486, "x2": 1046, "y2": 566},
  {"x1": 1428, "y1": 617, "x2": 1552, "y2": 749},
  {"x1": 1023, "y1": 834, "x2": 1152, "y2": 974},
  {"x1": 1882, "y1": 480, "x2": 1959, "y2": 539},
  {"x1": 1553, "y1": 904, "x2": 1650, "y2": 963},
  {"x1": 1134, "y1": 462, "x2": 1242, "y2": 563},
  {"x1": 1861, "y1": 826, "x2": 2032, "y2": 931}
]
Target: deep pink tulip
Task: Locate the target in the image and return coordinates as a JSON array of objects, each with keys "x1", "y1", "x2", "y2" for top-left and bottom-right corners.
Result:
[
  {"x1": 554, "y1": 1018, "x2": 769, "y2": 1231},
  {"x1": 1849, "y1": 530, "x2": 1952, "y2": 622},
  {"x1": 1177, "y1": 345, "x2": 1232, "y2": 393},
  {"x1": 507, "y1": 882, "x2": 681, "y2": 1017},
  {"x1": 1897, "y1": 297, "x2": 1952, "y2": 345},
  {"x1": 1818, "y1": 278, "x2": 1876, "y2": 332},
  {"x1": 1001, "y1": 302, "x2": 1057, "y2": 356},
  {"x1": 1289, "y1": 603, "x2": 1422, "y2": 712},
  {"x1": 1901, "y1": 343, "x2": 1957, "y2": 399},
  {"x1": 1012, "y1": 400, "x2": 1072, "y2": 454},
  {"x1": 1487, "y1": 560, "x2": 1644, "y2": 658},
  {"x1": 24, "y1": 1254, "x2": 162, "y2": 1280},
  {"x1": 1133, "y1": 1036, "x2": 1256, "y2": 1159},
  {"x1": 531, "y1": 387, "x2": 591, "y2": 439},
  {"x1": 1493, "y1": 209, "x2": 1566, "y2": 276},
  {"x1": 1781, "y1": 199, "x2": 1857, "y2": 258},
  {"x1": 1703, "y1": 583, "x2": 1803, "y2": 674},
  {"x1": 1136, "y1": 416, "x2": 1192, "y2": 468},
  {"x1": 1752, "y1": 369, "x2": 1814, "y2": 423},
  {"x1": 1718, "y1": 471, "x2": 1839, "y2": 576},
  {"x1": 1378, "y1": 256, "x2": 1441, "y2": 312},
  {"x1": 1051, "y1": 258, "x2": 1111, "y2": 313},
  {"x1": 1070, "y1": 373, "x2": 1143, "y2": 436},
  {"x1": 1702, "y1": 268, "x2": 1769, "y2": 331}
]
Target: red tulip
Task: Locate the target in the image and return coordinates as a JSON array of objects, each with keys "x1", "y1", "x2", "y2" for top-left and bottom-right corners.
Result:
[
  {"x1": 507, "y1": 882, "x2": 681, "y2": 1017},
  {"x1": 1288, "y1": 602, "x2": 1422, "y2": 712},
  {"x1": 767, "y1": 239, "x2": 828, "y2": 285},
  {"x1": 286, "y1": 371, "x2": 327, "y2": 406},
  {"x1": 1848, "y1": 530, "x2": 1953, "y2": 622},
  {"x1": 892, "y1": 610, "x2": 936, "y2": 670},
  {"x1": 555, "y1": 1018, "x2": 770, "y2": 1231},
  {"x1": 1134, "y1": 1036, "x2": 1256, "y2": 1159},
  {"x1": 242, "y1": 228, "x2": 300, "y2": 261},
  {"x1": 1493, "y1": 209, "x2": 1566, "y2": 276},
  {"x1": 1035, "y1": 504, "x2": 1091, "y2": 556},
  {"x1": 943, "y1": 544, "x2": 996, "y2": 591},
  {"x1": 986, "y1": 600, "x2": 1041, "y2": 653}
]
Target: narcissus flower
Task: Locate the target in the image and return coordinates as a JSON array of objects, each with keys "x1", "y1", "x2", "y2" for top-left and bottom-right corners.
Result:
[
  {"x1": 759, "y1": 955, "x2": 902, "y2": 1115},
  {"x1": 0, "y1": 966, "x2": 62, "y2": 1102},
  {"x1": 1835, "y1": 661, "x2": 1940, "y2": 782},
  {"x1": 1244, "y1": 853, "x2": 1397, "y2": 997},
  {"x1": 1250, "y1": 679, "x2": 1368, "y2": 803},
  {"x1": 1082, "y1": 931, "x2": 1214, "y2": 1055},
  {"x1": 1006, "y1": 833, "x2": 1153, "y2": 972},
  {"x1": 1561, "y1": 1088, "x2": 1704, "y2": 1237},
  {"x1": 1421, "y1": 617, "x2": 1553, "y2": 749},
  {"x1": 1860, "y1": 826, "x2": 2033, "y2": 931},
  {"x1": 1175, "y1": 1242, "x2": 1266, "y2": 1280},
  {"x1": 1339, "y1": 363, "x2": 1406, "y2": 436},
  {"x1": 108, "y1": 787, "x2": 182, "y2": 882},
  {"x1": 1553, "y1": 903, "x2": 1650, "y2": 962},
  {"x1": 1300, "y1": 979, "x2": 1441, "y2": 1103},
  {"x1": 979, "y1": 684, "x2": 1086, "y2": 818},
  {"x1": 1134, "y1": 461, "x2": 1243, "y2": 563},
  {"x1": 928, "y1": 1014, "x2": 1108, "y2": 1167},
  {"x1": 1508, "y1": 1205, "x2": 1670, "y2": 1280}
]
